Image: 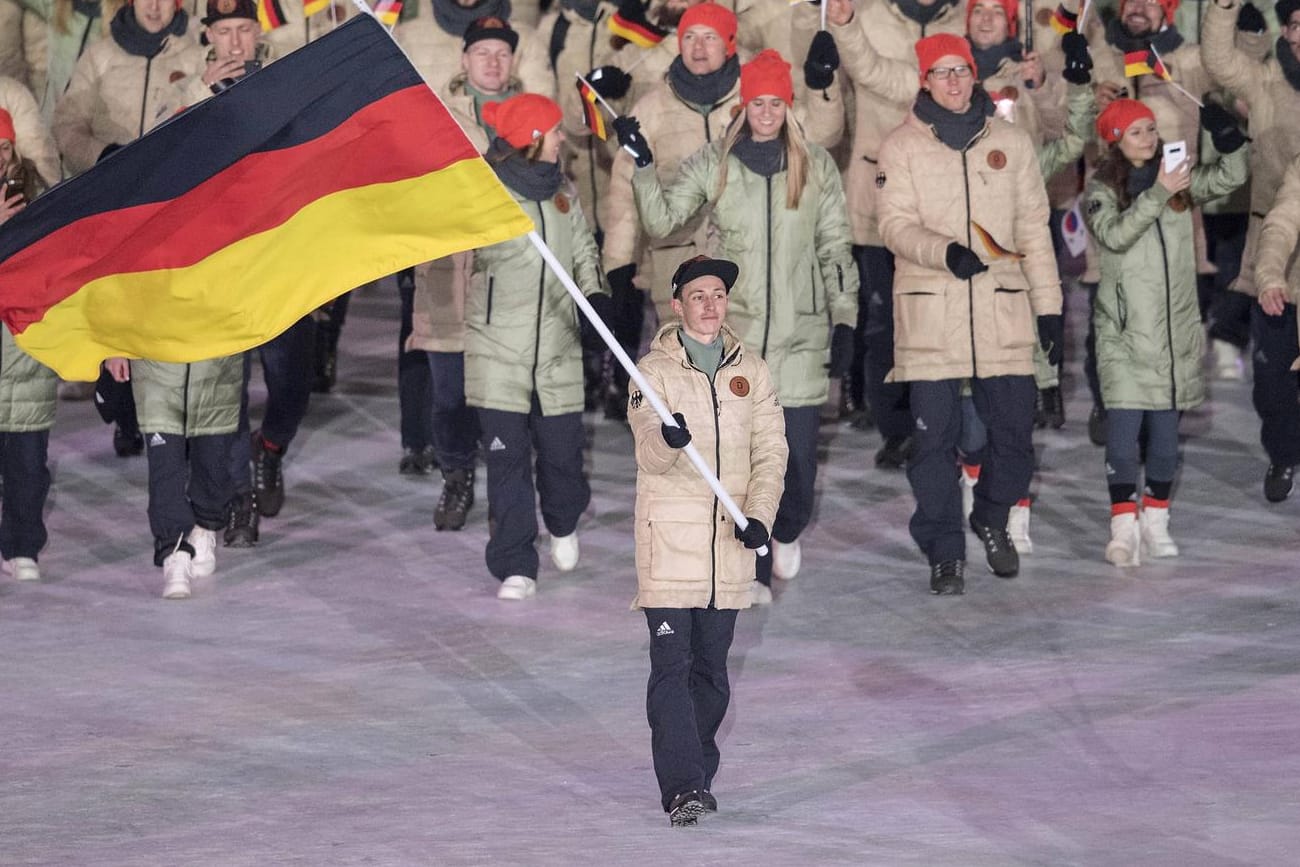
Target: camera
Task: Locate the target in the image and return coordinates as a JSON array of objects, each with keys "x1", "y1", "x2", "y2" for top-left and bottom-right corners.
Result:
[{"x1": 211, "y1": 59, "x2": 264, "y2": 94}]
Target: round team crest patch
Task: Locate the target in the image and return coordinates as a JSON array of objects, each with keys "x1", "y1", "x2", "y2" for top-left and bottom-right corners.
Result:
[
  {"x1": 1168, "y1": 196, "x2": 1188, "y2": 213},
  {"x1": 554, "y1": 193, "x2": 570, "y2": 214},
  {"x1": 1035, "y1": 7, "x2": 1052, "y2": 26},
  {"x1": 986, "y1": 150, "x2": 1007, "y2": 170},
  {"x1": 730, "y1": 376, "x2": 750, "y2": 397},
  {"x1": 730, "y1": 105, "x2": 743, "y2": 120}
]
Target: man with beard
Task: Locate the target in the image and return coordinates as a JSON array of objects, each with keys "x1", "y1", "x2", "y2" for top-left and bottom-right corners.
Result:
[{"x1": 1202, "y1": 0, "x2": 1300, "y2": 502}]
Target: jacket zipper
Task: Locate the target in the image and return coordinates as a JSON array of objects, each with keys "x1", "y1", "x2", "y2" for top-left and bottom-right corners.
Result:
[
  {"x1": 531, "y1": 205, "x2": 547, "y2": 391},
  {"x1": 686, "y1": 346, "x2": 739, "y2": 609},
  {"x1": 1155, "y1": 219, "x2": 1177, "y2": 409},
  {"x1": 961, "y1": 148, "x2": 977, "y2": 377},
  {"x1": 139, "y1": 55, "x2": 154, "y2": 139},
  {"x1": 486, "y1": 275, "x2": 495, "y2": 325},
  {"x1": 181, "y1": 362, "x2": 191, "y2": 438},
  {"x1": 761, "y1": 177, "x2": 773, "y2": 357}
]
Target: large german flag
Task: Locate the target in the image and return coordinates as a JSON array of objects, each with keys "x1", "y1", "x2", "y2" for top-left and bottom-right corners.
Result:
[{"x1": 0, "y1": 13, "x2": 532, "y2": 381}]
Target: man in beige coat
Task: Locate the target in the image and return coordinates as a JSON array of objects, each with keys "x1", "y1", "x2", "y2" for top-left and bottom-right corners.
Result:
[{"x1": 629, "y1": 254, "x2": 786, "y2": 826}]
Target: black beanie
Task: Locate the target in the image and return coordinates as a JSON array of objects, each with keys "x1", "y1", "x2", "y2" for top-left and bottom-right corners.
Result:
[
  {"x1": 463, "y1": 15, "x2": 519, "y2": 51},
  {"x1": 1278, "y1": 0, "x2": 1300, "y2": 27}
]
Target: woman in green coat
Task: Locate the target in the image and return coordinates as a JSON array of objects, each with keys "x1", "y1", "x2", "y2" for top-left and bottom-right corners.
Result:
[
  {"x1": 1085, "y1": 98, "x2": 1247, "y2": 567},
  {"x1": 467, "y1": 94, "x2": 612, "y2": 601},
  {"x1": 619, "y1": 49, "x2": 858, "y2": 596}
]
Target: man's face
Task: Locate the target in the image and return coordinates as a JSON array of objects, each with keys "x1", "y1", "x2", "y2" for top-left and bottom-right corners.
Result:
[
  {"x1": 134, "y1": 0, "x2": 177, "y2": 34},
  {"x1": 207, "y1": 18, "x2": 259, "y2": 62},
  {"x1": 462, "y1": 39, "x2": 514, "y2": 94},
  {"x1": 967, "y1": 0, "x2": 1009, "y2": 50},
  {"x1": 922, "y1": 53, "x2": 976, "y2": 113},
  {"x1": 1121, "y1": 0, "x2": 1164, "y2": 37},
  {"x1": 680, "y1": 24, "x2": 727, "y2": 76},
  {"x1": 672, "y1": 276, "x2": 728, "y2": 342},
  {"x1": 1286, "y1": 12, "x2": 1300, "y2": 55}
]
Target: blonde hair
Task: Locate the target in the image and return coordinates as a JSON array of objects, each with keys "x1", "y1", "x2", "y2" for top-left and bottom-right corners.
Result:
[{"x1": 714, "y1": 107, "x2": 809, "y2": 210}]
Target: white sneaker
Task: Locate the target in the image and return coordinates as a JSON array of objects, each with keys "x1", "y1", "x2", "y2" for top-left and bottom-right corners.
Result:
[
  {"x1": 1140, "y1": 505, "x2": 1179, "y2": 558},
  {"x1": 1105, "y1": 512, "x2": 1141, "y2": 567},
  {"x1": 550, "y1": 533, "x2": 579, "y2": 572},
  {"x1": 961, "y1": 469, "x2": 978, "y2": 522},
  {"x1": 497, "y1": 575, "x2": 536, "y2": 600},
  {"x1": 2, "y1": 557, "x2": 41, "y2": 582},
  {"x1": 188, "y1": 528, "x2": 217, "y2": 578},
  {"x1": 1212, "y1": 339, "x2": 1244, "y2": 381},
  {"x1": 162, "y1": 551, "x2": 194, "y2": 599},
  {"x1": 750, "y1": 581, "x2": 773, "y2": 606},
  {"x1": 772, "y1": 538, "x2": 802, "y2": 580},
  {"x1": 1008, "y1": 504, "x2": 1033, "y2": 554}
]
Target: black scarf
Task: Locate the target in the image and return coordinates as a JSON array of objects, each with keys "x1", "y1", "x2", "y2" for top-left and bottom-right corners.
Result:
[
  {"x1": 109, "y1": 4, "x2": 188, "y2": 58},
  {"x1": 668, "y1": 55, "x2": 740, "y2": 109},
  {"x1": 893, "y1": 0, "x2": 959, "y2": 27},
  {"x1": 431, "y1": 0, "x2": 512, "y2": 38},
  {"x1": 73, "y1": 0, "x2": 101, "y2": 19},
  {"x1": 969, "y1": 37, "x2": 1022, "y2": 82},
  {"x1": 1126, "y1": 159, "x2": 1159, "y2": 197},
  {"x1": 488, "y1": 138, "x2": 564, "y2": 201},
  {"x1": 913, "y1": 87, "x2": 994, "y2": 151},
  {"x1": 1277, "y1": 36, "x2": 1300, "y2": 92},
  {"x1": 1104, "y1": 17, "x2": 1184, "y2": 56},
  {"x1": 730, "y1": 135, "x2": 785, "y2": 177}
]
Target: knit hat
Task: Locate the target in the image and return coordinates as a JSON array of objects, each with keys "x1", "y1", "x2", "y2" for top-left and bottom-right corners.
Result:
[
  {"x1": 0, "y1": 109, "x2": 14, "y2": 144},
  {"x1": 671, "y1": 255, "x2": 739, "y2": 298},
  {"x1": 966, "y1": 0, "x2": 1018, "y2": 37},
  {"x1": 202, "y1": 0, "x2": 258, "y2": 25},
  {"x1": 1278, "y1": 0, "x2": 1300, "y2": 26},
  {"x1": 481, "y1": 94, "x2": 562, "y2": 148},
  {"x1": 463, "y1": 15, "x2": 519, "y2": 52},
  {"x1": 1096, "y1": 97, "x2": 1156, "y2": 143},
  {"x1": 677, "y1": 2, "x2": 738, "y2": 58},
  {"x1": 1121, "y1": 0, "x2": 1178, "y2": 23},
  {"x1": 915, "y1": 33, "x2": 978, "y2": 84},
  {"x1": 740, "y1": 49, "x2": 794, "y2": 104}
]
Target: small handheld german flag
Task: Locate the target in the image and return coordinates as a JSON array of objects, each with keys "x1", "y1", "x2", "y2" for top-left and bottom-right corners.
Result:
[
  {"x1": 257, "y1": 0, "x2": 287, "y2": 30},
  {"x1": 373, "y1": 0, "x2": 401, "y2": 26},
  {"x1": 576, "y1": 78, "x2": 607, "y2": 140},
  {"x1": 304, "y1": 0, "x2": 329, "y2": 17},
  {"x1": 608, "y1": 3, "x2": 667, "y2": 48},
  {"x1": 971, "y1": 221, "x2": 1024, "y2": 260},
  {"x1": 1124, "y1": 48, "x2": 1169, "y2": 79},
  {"x1": 1049, "y1": 4, "x2": 1078, "y2": 33}
]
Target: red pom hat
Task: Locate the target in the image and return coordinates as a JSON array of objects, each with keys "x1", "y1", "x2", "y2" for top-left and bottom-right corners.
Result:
[
  {"x1": 914, "y1": 33, "x2": 978, "y2": 85},
  {"x1": 740, "y1": 49, "x2": 794, "y2": 105},
  {"x1": 481, "y1": 94, "x2": 563, "y2": 149},
  {"x1": 1096, "y1": 98, "x2": 1156, "y2": 144},
  {"x1": 966, "y1": 0, "x2": 1019, "y2": 37},
  {"x1": 0, "y1": 109, "x2": 14, "y2": 144},
  {"x1": 677, "y1": 2, "x2": 738, "y2": 58}
]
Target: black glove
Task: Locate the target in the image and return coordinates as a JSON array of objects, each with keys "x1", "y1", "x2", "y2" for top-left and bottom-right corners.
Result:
[
  {"x1": 1236, "y1": 1, "x2": 1267, "y2": 33},
  {"x1": 734, "y1": 517, "x2": 769, "y2": 550},
  {"x1": 1037, "y1": 314, "x2": 1064, "y2": 367},
  {"x1": 827, "y1": 323, "x2": 854, "y2": 378},
  {"x1": 804, "y1": 30, "x2": 840, "y2": 91},
  {"x1": 581, "y1": 292, "x2": 615, "y2": 351},
  {"x1": 1061, "y1": 32, "x2": 1093, "y2": 86},
  {"x1": 945, "y1": 243, "x2": 988, "y2": 280},
  {"x1": 661, "y1": 411, "x2": 691, "y2": 449},
  {"x1": 97, "y1": 143, "x2": 122, "y2": 163},
  {"x1": 1201, "y1": 103, "x2": 1248, "y2": 154},
  {"x1": 586, "y1": 65, "x2": 632, "y2": 101},
  {"x1": 612, "y1": 115, "x2": 653, "y2": 168},
  {"x1": 607, "y1": 263, "x2": 638, "y2": 303}
]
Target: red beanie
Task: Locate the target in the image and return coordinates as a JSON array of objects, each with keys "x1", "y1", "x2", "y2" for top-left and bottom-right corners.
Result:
[
  {"x1": 1096, "y1": 98, "x2": 1156, "y2": 143},
  {"x1": 914, "y1": 33, "x2": 978, "y2": 85},
  {"x1": 1122, "y1": 0, "x2": 1179, "y2": 23},
  {"x1": 966, "y1": 0, "x2": 1018, "y2": 37},
  {"x1": 677, "y1": 2, "x2": 738, "y2": 58},
  {"x1": 481, "y1": 94, "x2": 563, "y2": 149},
  {"x1": 740, "y1": 49, "x2": 794, "y2": 104},
  {"x1": 0, "y1": 109, "x2": 13, "y2": 144}
]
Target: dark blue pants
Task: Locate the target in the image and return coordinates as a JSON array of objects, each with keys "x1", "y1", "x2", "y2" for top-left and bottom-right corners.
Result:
[
  {"x1": 398, "y1": 269, "x2": 434, "y2": 452},
  {"x1": 1084, "y1": 280, "x2": 1103, "y2": 407},
  {"x1": 476, "y1": 401, "x2": 588, "y2": 580},
  {"x1": 147, "y1": 431, "x2": 235, "y2": 564},
  {"x1": 643, "y1": 607, "x2": 738, "y2": 811},
  {"x1": 857, "y1": 245, "x2": 912, "y2": 439},
  {"x1": 427, "y1": 352, "x2": 477, "y2": 471},
  {"x1": 756, "y1": 405, "x2": 820, "y2": 585},
  {"x1": 0, "y1": 430, "x2": 50, "y2": 561},
  {"x1": 230, "y1": 316, "x2": 317, "y2": 489},
  {"x1": 907, "y1": 376, "x2": 1036, "y2": 564},
  {"x1": 1252, "y1": 303, "x2": 1300, "y2": 467},
  {"x1": 1105, "y1": 409, "x2": 1179, "y2": 489}
]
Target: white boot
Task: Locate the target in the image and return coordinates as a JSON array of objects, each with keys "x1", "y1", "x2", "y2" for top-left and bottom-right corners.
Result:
[
  {"x1": 772, "y1": 538, "x2": 802, "y2": 580},
  {"x1": 961, "y1": 468, "x2": 978, "y2": 522},
  {"x1": 497, "y1": 575, "x2": 536, "y2": 600},
  {"x1": 1140, "y1": 505, "x2": 1179, "y2": 558},
  {"x1": 1105, "y1": 511, "x2": 1141, "y2": 566},
  {"x1": 162, "y1": 550, "x2": 194, "y2": 599},
  {"x1": 1008, "y1": 504, "x2": 1033, "y2": 554},
  {"x1": 750, "y1": 581, "x2": 773, "y2": 606},
  {"x1": 550, "y1": 533, "x2": 580, "y2": 572},
  {"x1": 1212, "y1": 339, "x2": 1244, "y2": 381},
  {"x1": 188, "y1": 527, "x2": 217, "y2": 578},
  {"x1": 2, "y1": 557, "x2": 41, "y2": 582}
]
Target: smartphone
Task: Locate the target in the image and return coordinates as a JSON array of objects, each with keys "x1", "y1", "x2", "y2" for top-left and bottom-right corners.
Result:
[{"x1": 1162, "y1": 140, "x2": 1187, "y2": 173}]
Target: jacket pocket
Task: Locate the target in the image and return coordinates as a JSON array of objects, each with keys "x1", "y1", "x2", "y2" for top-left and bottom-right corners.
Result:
[
  {"x1": 645, "y1": 498, "x2": 714, "y2": 584},
  {"x1": 485, "y1": 274, "x2": 495, "y2": 325},
  {"x1": 1115, "y1": 283, "x2": 1127, "y2": 332},
  {"x1": 894, "y1": 291, "x2": 945, "y2": 351},
  {"x1": 993, "y1": 287, "x2": 1035, "y2": 351}
]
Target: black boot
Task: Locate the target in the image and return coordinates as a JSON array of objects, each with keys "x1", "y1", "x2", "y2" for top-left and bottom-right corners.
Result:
[
  {"x1": 874, "y1": 434, "x2": 914, "y2": 469},
  {"x1": 224, "y1": 491, "x2": 260, "y2": 547},
  {"x1": 929, "y1": 560, "x2": 964, "y2": 595},
  {"x1": 252, "y1": 431, "x2": 285, "y2": 517},
  {"x1": 434, "y1": 467, "x2": 476, "y2": 530},
  {"x1": 970, "y1": 515, "x2": 1019, "y2": 578},
  {"x1": 1035, "y1": 386, "x2": 1065, "y2": 429}
]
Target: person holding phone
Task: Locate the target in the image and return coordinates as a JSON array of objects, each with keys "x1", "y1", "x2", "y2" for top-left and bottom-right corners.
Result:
[{"x1": 1084, "y1": 98, "x2": 1248, "y2": 566}]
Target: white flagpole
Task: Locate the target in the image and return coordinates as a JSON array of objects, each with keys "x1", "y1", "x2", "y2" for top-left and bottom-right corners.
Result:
[
  {"x1": 1148, "y1": 44, "x2": 1204, "y2": 107},
  {"x1": 526, "y1": 231, "x2": 770, "y2": 557}
]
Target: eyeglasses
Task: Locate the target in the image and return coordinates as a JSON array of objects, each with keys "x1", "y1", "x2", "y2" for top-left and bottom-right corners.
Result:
[{"x1": 928, "y1": 65, "x2": 974, "y2": 80}]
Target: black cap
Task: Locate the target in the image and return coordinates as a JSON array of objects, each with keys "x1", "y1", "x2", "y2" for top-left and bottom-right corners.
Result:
[
  {"x1": 203, "y1": 0, "x2": 259, "y2": 25},
  {"x1": 671, "y1": 255, "x2": 739, "y2": 298},
  {"x1": 464, "y1": 16, "x2": 519, "y2": 52}
]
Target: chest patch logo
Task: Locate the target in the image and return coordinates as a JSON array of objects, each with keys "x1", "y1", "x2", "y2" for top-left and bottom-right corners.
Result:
[
  {"x1": 629, "y1": 390, "x2": 643, "y2": 410},
  {"x1": 554, "y1": 193, "x2": 570, "y2": 214},
  {"x1": 730, "y1": 376, "x2": 750, "y2": 397},
  {"x1": 875, "y1": 171, "x2": 886, "y2": 189},
  {"x1": 986, "y1": 150, "x2": 1007, "y2": 170}
]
